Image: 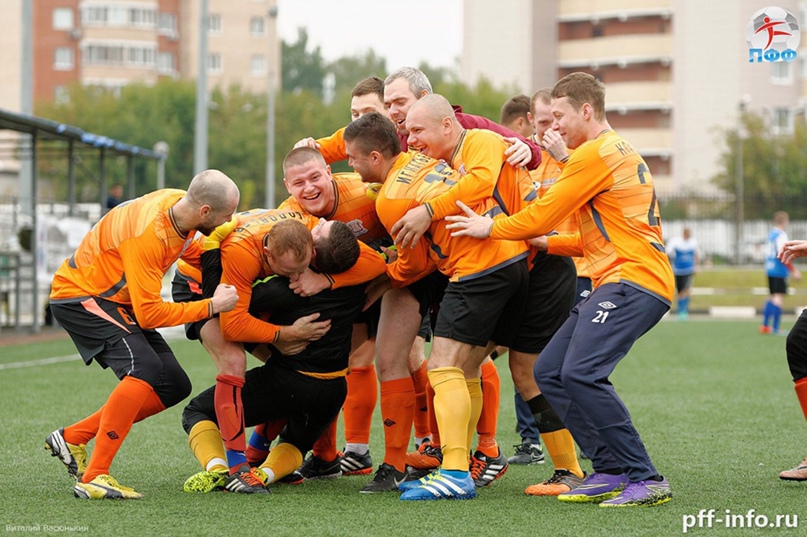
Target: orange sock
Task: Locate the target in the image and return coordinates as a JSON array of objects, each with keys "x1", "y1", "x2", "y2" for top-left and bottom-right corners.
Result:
[
  {"x1": 411, "y1": 361, "x2": 431, "y2": 440},
  {"x1": 426, "y1": 380, "x2": 441, "y2": 445},
  {"x1": 134, "y1": 389, "x2": 166, "y2": 422},
  {"x1": 312, "y1": 420, "x2": 339, "y2": 462},
  {"x1": 476, "y1": 360, "x2": 500, "y2": 457},
  {"x1": 215, "y1": 374, "x2": 247, "y2": 472},
  {"x1": 81, "y1": 376, "x2": 154, "y2": 483},
  {"x1": 64, "y1": 407, "x2": 104, "y2": 445},
  {"x1": 795, "y1": 378, "x2": 807, "y2": 419},
  {"x1": 380, "y1": 377, "x2": 415, "y2": 472},
  {"x1": 343, "y1": 365, "x2": 377, "y2": 444}
]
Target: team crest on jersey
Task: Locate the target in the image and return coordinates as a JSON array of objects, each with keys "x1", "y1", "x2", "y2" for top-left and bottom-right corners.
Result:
[
  {"x1": 598, "y1": 301, "x2": 617, "y2": 309},
  {"x1": 346, "y1": 219, "x2": 368, "y2": 237}
]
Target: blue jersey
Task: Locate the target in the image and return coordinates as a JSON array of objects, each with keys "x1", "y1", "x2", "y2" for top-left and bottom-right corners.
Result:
[
  {"x1": 667, "y1": 236, "x2": 698, "y2": 276},
  {"x1": 765, "y1": 227, "x2": 790, "y2": 278}
]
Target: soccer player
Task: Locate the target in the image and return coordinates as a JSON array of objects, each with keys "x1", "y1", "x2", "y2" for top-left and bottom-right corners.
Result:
[
  {"x1": 776, "y1": 238, "x2": 807, "y2": 480},
  {"x1": 761, "y1": 211, "x2": 800, "y2": 335},
  {"x1": 446, "y1": 72, "x2": 675, "y2": 507},
  {"x1": 500, "y1": 94, "x2": 535, "y2": 138},
  {"x1": 666, "y1": 227, "x2": 700, "y2": 320},
  {"x1": 45, "y1": 170, "x2": 240, "y2": 500},
  {"x1": 396, "y1": 93, "x2": 584, "y2": 495},
  {"x1": 182, "y1": 221, "x2": 383, "y2": 494},
  {"x1": 345, "y1": 111, "x2": 531, "y2": 500}
]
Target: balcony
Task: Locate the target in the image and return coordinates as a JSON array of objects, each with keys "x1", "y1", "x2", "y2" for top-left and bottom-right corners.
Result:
[
  {"x1": 558, "y1": 0, "x2": 673, "y2": 22},
  {"x1": 558, "y1": 34, "x2": 673, "y2": 68}
]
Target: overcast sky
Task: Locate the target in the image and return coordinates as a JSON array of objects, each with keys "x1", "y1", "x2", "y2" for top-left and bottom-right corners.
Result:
[{"x1": 276, "y1": 0, "x2": 464, "y2": 71}]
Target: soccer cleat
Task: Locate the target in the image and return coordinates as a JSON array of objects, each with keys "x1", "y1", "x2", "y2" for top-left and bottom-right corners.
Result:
[
  {"x1": 470, "y1": 448, "x2": 508, "y2": 487},
  {"x1": 399, "y1": 469, "x2": 439, "y2": 492},
  {"x1": 276, "y1": 470, "x2": 304, "y2": 485},
  {"x1": 298, "y1": 454, "x2": 343, "y2": 480},
  {"x1": 45, "y1": 428, "x2": 88, "y2": 481},
  {"x1": 223, "y1": 467, "x2": 270, "y2": 494},
  {"x1": 405, "y1": 440, "x2": 443, "y2": 470},
  {"x1": 340, "y1": 449, "x2": 373, "y2": 476},
  {"x1": 557, "y1": 472, "x2": 628, "y2": 503},
  {"x1": 525, "y1": 469, "x2": 585, "y2": 496},
  {"x1": 599, "y1": 476, "x2": 672, "y2": 507},
  {"x1": 73, "y1": 474, "x2": 143, "y2": 500},
  {"x1": 183, "y1": 469, "x2": 228, "y2": 493},
  {"x1": 760, "y1": 325, "x2": 772, "y2": 334},
  {"x1": 507, "y1": 443, "x2": 545, "y2": 465},
  {"x1": 359, "y1": 463, "x2": 406, "y2": 493},
  {"x1": 399, "y1": 470, "x2": 476, "y2": 501},
  {"x1": 779, "y1": 458, "x2": 807, "y2": 481}
]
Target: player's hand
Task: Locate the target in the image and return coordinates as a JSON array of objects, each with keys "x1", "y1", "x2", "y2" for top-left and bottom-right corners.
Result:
[
  {"x1": 445, "y1": 201, "x2": 493, "y2": 239},
  {"x1": 273, "y1": 338, "x2": 309, "y2": 356},
  {"x1": 503, "y1": 137, "x2": 531, "y2": 168},
  {"x1": 203, "y1": 217, "x2": 237, "y2": 250},
  {"x1": 293, "y1": 137, "x2": 320, "y2": 150},
  {"x1": 282, "y1": 312, "x2": 331, "y2": 342},
  {"x1": 779, "y1": 240, "x2": 807, "y2": 264},
  {"x1": 391, "y1": 205, "x2": 431, "y2": 249},
  {"x1": 210, "y1": 284, "x2": 238, "y2": 313},
  {"x1": 288, "y1": 268, "x2": 331, "y2": 297},
  {"x1": 381, "y1": 245, "x2": 398, "y2": 264},
  {"x1": 364, "y1": 274, "x2": 391, "y2": 311},
  {"x1": 528, "y1": 236, "x2": 549, "y2": 251},
  {"x1": 793, "y1": 268, "x2": 802, "y2": 282},
  {"x1": 542, "y1": 129, "x2": 569, "y2": 162}
]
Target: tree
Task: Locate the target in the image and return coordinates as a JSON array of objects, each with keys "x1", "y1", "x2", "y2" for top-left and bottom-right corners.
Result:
[
  {"x1": 328, "y1": 50, "x2": 387, "y2": 95},
  {"x1": 282, "y1": 28, "x2": 326, "y2": 98},
  {"x1": 713, "y1": 111, "x2": 807, "y2": 219}
]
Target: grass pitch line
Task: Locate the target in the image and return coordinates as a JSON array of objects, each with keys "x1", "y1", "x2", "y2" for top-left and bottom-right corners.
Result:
[{"x1": 0, "y1": 354, "x2": 82, "y2": 371}]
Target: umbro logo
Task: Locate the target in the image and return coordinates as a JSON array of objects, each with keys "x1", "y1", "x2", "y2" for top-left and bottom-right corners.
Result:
[
  {"x1": 598, "y1": 301, "x2": 617, "y2": 309},
  {"x1": 383, "y1": 419, "x2": 396, "y2": 427},
  {"x1": 580, "y1": 290, "x2": 591, "y2": 298},
  {"x1": 107, "y1": 431, "x2": 119, "y2": 440}
]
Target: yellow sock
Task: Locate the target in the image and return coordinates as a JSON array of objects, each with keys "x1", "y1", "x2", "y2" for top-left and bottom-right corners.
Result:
[
  {"x1": 428, "y1": 367, "x2": 470, "y2": 472},
  {"x1": 465, "y1": 377, "x2": 483, "y2": 455},
  {"x1": 188, "y1": 420, "x2": 227, "y2": 472},
  {"x1": 542, "y1": 429, "x2": 584, "y2": 478},
  {"x1": 260, "y1": 442, "x2": 303, "y2": 484}
]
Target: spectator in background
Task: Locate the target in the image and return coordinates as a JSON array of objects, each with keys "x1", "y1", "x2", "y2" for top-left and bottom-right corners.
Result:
[
  {"x1": 762, "y1": 211, "x2": 801, "y2": 335},
  {"x1": 667, "y1": 227, "x2": 700, "y2": 320},
  {"x1": 106, "y1": 184, "x2": 124, "y2": 211},
  {"x1": 500, "y1": 95, "x2": 535, "y2": 138}
]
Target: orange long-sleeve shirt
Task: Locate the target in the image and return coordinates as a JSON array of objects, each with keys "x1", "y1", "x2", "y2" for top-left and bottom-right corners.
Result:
[
  {"x1": 378, "y1": 151, "x2": 528, "y2": 285},
  {"x1": 218, "y1": 209, "x2": 386, "y2": 344},
  {"x1": 490, "y1": 130, "x2": 674, "y2": 303},
  {"x1": 278, "y1": 172, "x2": 389, "y2": 249},
  {"x1": 50, "y1": 189, "x2": 211, "y2": 329}
]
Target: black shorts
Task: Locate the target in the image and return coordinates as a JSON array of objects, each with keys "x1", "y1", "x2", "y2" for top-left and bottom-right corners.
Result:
[
  {"x1": 768, "y1": 276, "x2": 788, "y2": 295},
  {"x1": 787, "y1": 309, "x2": 807, "y2": 381},
  {"x1": 674, "y1": 274, "x2": 694, "y2": 294},
  {"x1": 355, "y1": 299, "x2": 381, "y2": 338},
  {"x1": 504, "y1": 253, "x2": 576, "y2": 354},
  {"x1": 183, "y1": 359, "x2": 347, "y2": 454},
  {"x1": 170, "y1": 269, "x2": 210, "y2": 341},
  {"x1": 407, "y1": 270, "x2": 449, "y2": 319},
  {"x1": 49, "y1": 298, "x2": 191, "y2": 406},
  {"x1": 434, "y1": 259, "x2": 529, "y2": 347}
]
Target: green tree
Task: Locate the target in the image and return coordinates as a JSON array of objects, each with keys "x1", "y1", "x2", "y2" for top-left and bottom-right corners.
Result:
[
  {"x1": 328, "y1": 50, "x2": 387, "y2": 95},
  {"x1": 282, "y1": 28, "x2": 326, "y2": 98}
]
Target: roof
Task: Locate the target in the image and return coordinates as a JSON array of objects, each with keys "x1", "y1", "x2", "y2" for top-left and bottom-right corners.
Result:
[{"x1": 0, "y1": 108, "x2": 163, "y2": 160}]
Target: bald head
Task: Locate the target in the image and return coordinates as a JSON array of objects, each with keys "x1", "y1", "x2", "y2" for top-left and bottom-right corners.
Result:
[
  {"x1": 186, "y1": 169, "x2": 240, "y2": 213},
  {"x1": 408, "y1": 94, "x2": 458, "y2": 126},
  {"x1": 405, "y1": 94, "x2": 461, "y2": 162}
]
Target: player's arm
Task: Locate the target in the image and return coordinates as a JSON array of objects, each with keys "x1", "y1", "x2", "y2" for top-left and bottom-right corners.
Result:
[
  {"x1": 386, "y1": 238, "x2": 434, "y2": 288},
  {"x1": 120, "y1": 234, "x2": 212, "y2": 329},
  {"x1": 219, "y1": 243, "x2": 282, "y2": 344},
  {"x1": 546, "y1": 232, "x2": 584, "y2": 257},
  {"x1": 329, "y1": 242, "x2": 387, "y2": 288},
  {"x1": 311, "y1": 127, "x2": 348, "y2": 164}
]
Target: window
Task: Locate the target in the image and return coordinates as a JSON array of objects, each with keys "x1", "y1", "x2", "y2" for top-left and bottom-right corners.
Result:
[
  {"x1": 83, "y1": 6, "x2": 107, "y2": 25},
  {"x1": 54, "y1": 47, "x2": 74, "y2": 70},
  {"x1": 207, "y1": 53, "x2": 222, "y2": 73},
  {"x1": 157, "y1": 52, "x2": 175, "y2": 73},
  {"x1": 108, "y1": 6, "x2": 127, "y2": 26},
  {"x1": 127, "y1": 46, "x2": 156, "y2": 67},
  {"x1": 129, "y1": 7, "x2": 156, "y2": 28},
  {"x1": 250, "y1": 16, "x2": 265, "y2": 37},
  {"x1": 53, "y1": 8, "x2": 73, "y2": 30},
  {"x1": 771, "y1": 107, "x2": 793, "y2": 134},
  {"x1": 158, "y1": 13, "x2": 177, "y2": 36},
  {"x1": 208, "y1": 14, "x2": 222, "y2": 34},
  {"x1": 250, "y1": 54, "x2": 266, "y2": 75},
  {"x1": 83, "y1": 44, "x2": 125, "y2": 65},
  {"x1": 771, "y1": 60, "x2": 793, "y2": 85}
]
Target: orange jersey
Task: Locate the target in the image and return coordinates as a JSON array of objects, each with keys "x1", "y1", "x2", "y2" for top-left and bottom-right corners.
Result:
[
  {"x1": 531, "y1": 148, "x2": 590, "y2": 278},
  {"x1": 315, "y1": 127, "x2": 349, "y2": 164},
  {"x1": 219, "y1": 209, "x2": 385, "y2": 344},
  {"x1": 50, "y1": 189, "x2": 211, "y2": 329},
  {"x1": 378, "y1": 151, "x2": 528, "y2": 285},
  {"x1": 278, "y1": 172, "x2": 389, "y2": 249},
  {"x1": 491, "y1": 130, "x2": 674, "y2": 302},
  {"x1": 428, "y1": 129, "x2": 535, "y2": 221}
]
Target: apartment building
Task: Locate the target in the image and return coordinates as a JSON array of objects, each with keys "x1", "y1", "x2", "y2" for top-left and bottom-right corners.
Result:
[
  {"x1": 462, "y1": 0, "x2": 807, "y2": 192},
  {"x1": 29, "y1": 0, "x2": 279, "y2": 104}
]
